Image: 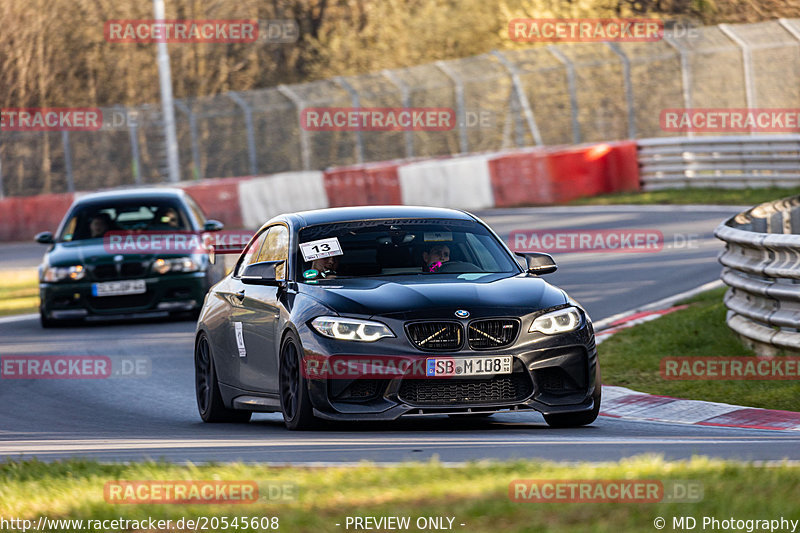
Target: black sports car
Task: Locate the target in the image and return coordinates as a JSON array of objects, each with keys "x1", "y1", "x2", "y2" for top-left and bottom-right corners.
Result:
[
  {"x1": 36, "y1": 188, "x2": 225, "y2": 327},
  {"x1": 195, "y1": 205, "x2": 600, "y2": 429}
]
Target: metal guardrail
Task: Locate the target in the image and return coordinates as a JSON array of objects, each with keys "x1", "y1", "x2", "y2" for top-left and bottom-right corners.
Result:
[
  {"x1": 715, "y1": 195, "x2": 800, "y2": 353},
  {"x1": 640, "y1": 135, "x2": 800, "y2": 190}
]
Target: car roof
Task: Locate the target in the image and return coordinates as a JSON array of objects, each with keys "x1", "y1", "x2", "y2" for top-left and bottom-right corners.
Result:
[
  {"x1": 288, "y1": 205, "x2": 476, "y2": 227},
  {"x1": 73, "y1": 187, "x2": 188, "y2": 204}
]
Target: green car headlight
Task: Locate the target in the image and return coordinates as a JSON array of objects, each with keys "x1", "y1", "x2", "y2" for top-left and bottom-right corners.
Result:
[
  {"x1": 153, "y1": 257, "x2": 200, "y2": 274},
  {"x1": 42, "y1": 265, "x2": 85, "y2": 282}
]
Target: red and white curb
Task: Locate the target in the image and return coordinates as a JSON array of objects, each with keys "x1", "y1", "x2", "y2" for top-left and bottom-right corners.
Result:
[
  {"x1": 596, "y1": 281, "x2": 800, "y2": 431},
  {"x1": 601, "y1": 385, "x2": 800, "y2": 431},
  {"x1": 595, "y1": 306, "x2": 687, "y2": 344}
]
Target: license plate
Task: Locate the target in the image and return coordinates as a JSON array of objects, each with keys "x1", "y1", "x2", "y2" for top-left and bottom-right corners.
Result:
[
  {"x1": 426, "y1": 356, "x2": 513, "y2": 377},
  {"x1": 91, "y1": 280, "x2": 146, "y2": 297}
]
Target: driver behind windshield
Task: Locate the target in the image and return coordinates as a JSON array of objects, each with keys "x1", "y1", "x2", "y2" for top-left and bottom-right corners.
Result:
[
  {"x1": 422, "y1": 243, "x2": 451, "y2": 272},
  {"x1": 89, "y1": 213, "x2": 113, "y2": 238}
]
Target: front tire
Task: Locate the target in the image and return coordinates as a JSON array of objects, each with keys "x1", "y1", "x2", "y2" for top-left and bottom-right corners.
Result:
[
  {"x1": 279, "y1": 332, "x2": 318, "y2": 430},
  {"x1": 195, "y1": 333, "x2": 251, "y2": 423}
]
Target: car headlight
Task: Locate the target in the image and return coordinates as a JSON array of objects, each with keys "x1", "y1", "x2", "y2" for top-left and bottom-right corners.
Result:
[
  {"x1": 311, "y1": 316, "x2": 395, "y2": 342},
  {"x1": 42, "y1": 265, "x2": 85, "y2": 282},
  {"x1": 153, "y1": 257, "x2": 200, "y2": 274},
  {"x1": 529, "y1": 306, "x2": 582, "y2": 335}
]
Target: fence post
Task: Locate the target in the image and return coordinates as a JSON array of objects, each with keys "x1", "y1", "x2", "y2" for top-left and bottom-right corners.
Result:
[
  {"x1": 778, "y1": 18, "x2": 800, "y2": 41},
  {"x1": 277, "y1": 84, "x2": 311, "y2": 171},
  {"x1": 605, "y1": 43, "x2": 637, "y2": 139},
  {"x1": 117, "y1": 106, "x2": 143, "y2": 185},
  {"x1": 663, "y1": 34, "x2": 694, "y2": 139},
  {"x1": 382, "y1": 69, "x2": 415, "y2": 158},
  {"x1": 547, "y1": 46, "x2": 581, "y2": 144},
  {"x1": 334, "y1": 76, "x2": 365, "y2": 164},
  {"x1": 491, "y1": 50, "x2": 543, "y2": 146},
  {"x1": 434, "y1": 60, "x2": 469, "y2": 153},
  {"x1": 719, "y1": 24, "x2": 756, "y2": 117},
  {"x1": 174, "y1": 100, "x2": 202, "y2": 180},
  {"x1": 62, "y1": 130, "x2": 75, "y2": 192},
  {"x1": 228, "y1": 92, "x2": 258, "y2": 176}
]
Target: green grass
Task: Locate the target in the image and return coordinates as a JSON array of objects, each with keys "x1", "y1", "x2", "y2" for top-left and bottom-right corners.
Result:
[
  {"x1": 0, "y1": 269, "x2": 39, "y2": 316},
  {"x1": 571, "y1": 186, "x2": 800, "y2": 206},
  {"x1": 600, "y1": 287, "x2": 800, "y2": 411},
  {"x1": 0, "y1": 457, "x2": 798, "y2": 532}
]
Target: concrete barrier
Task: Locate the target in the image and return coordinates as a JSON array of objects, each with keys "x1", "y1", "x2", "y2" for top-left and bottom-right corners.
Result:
[
  {"x1": 183, "y1": 177, "x2": 245, "y2": 228},
  {"x1": 324, "y1": 163, "x2": 402, "y2": 207},
  {"x1": 0, "y1": 193, "x2": 75, "y2": 241},
  {"x1": 488, "y1": 149, "x2": 555, "y2": 207},
  {"x1": 238, "y1": 171, "x2": 328, "y2": 229},
  {"x1": 398, "y1": 155, "x2": 494, "y2": 210}
]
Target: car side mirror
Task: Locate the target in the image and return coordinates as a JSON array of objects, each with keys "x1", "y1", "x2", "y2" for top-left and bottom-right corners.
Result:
[
  {"x1": 241, "y1": 260, "x2": 285, "y2": 286},
  {"x1": 515, "y1": 252, "x2": 557, "y2": 275},
  {"x1": 35, "y1": 231, "x2": 54, "y2": 244},
  {"x1": 203, "y1": 219, "x2": 224, "y2": 232}
]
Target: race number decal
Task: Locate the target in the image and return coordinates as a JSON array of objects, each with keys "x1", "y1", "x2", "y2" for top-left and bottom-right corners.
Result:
[
  {"x1": 234, "y1": 321, "x2": 247, "y2": 358},
  {"x1": 300, "y1": 237, "x2": 343, "y2": 261}
]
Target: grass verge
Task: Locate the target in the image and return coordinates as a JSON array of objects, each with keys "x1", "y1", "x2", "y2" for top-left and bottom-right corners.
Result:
[
  {"x1": 0, "y1": 457, "x2": 798, "y2": 532},
  {"x1": 0, "y1": 269, "x2": 39, "y2": 317},
  {"x1": 571, "y1": 186, "x2": 800, "y2": 206},
  {"x1": 599, "y1": 287, "x2": 800, "y2": 411}
]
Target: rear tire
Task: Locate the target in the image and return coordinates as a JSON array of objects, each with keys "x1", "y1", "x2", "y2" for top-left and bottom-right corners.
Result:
[
  {"x1": 195, "y1": 333, "x2": 252, "y2": 423},
  {"x1": 279, "y1": 332, "x2": 318, "y2": 430}
]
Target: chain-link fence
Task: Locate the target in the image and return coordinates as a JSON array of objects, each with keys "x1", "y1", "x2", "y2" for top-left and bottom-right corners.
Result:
[{"x1": 3, "y1": 18, "x2": 800, "y2": 197}]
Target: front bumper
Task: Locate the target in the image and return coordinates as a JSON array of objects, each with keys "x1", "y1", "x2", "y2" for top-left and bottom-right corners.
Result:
[
  {"x1": 40, "y1": 271, "x2": 208, "y2": 320},
  {"x1": 300, "y1": 319, "x2": 599, "y2": 421}
]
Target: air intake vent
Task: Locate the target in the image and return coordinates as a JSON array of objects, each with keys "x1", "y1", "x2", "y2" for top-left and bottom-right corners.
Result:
[
  {"x1": 405, "y1": 321, "x2": 463, "y2": 351},
  {"x1": 468, "y1": 319, "x2": 520, "y2": 349}
]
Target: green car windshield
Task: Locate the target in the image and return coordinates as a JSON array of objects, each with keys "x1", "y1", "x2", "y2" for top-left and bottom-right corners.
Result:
[
  {"x1": 296, "y1": 219, "x2": 519, "y2": 281},
  {"x1": 58, "y1": 199, "x2": 191, "y2": 242}
]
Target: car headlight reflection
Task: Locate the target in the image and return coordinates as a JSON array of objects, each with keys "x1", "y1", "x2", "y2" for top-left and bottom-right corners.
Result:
[
  {"x1": 529, "y1": 306, "x2": 582, "y2": 335},
  {"x1": 311, "y1": 316, "x2": 395, "y2": 342},
  {"x1": 42, "y1": 265, "x2": 85, "y2": 282},
  {"x1": 153, "y1": 257, "x2": 200, "y2": 274}
]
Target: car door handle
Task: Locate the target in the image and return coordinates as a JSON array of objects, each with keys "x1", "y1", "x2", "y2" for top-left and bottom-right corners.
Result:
[{"x1": 235, "y1": 289, "x2": 245, "y2": 301}]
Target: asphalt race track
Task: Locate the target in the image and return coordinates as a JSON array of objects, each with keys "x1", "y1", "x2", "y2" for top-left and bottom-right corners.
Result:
[{"x1": 4, "y1": 204, "x2": 799, "y2": 464}]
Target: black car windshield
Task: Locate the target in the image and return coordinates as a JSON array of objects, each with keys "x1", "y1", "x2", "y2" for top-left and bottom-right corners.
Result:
[
  {"x1": 296, "y1": 218, "x2": 519, "y2": 281},
  {"x1": 58, "y1": 199, "x2": 191, "y2": 241}
]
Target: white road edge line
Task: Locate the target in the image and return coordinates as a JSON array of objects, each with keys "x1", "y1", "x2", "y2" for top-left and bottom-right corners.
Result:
[{"x1": 0, "y1": 313, "x2": 38, "y2": 324}]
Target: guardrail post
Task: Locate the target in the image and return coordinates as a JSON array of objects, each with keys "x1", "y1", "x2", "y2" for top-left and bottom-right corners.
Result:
[
  {"x1": 382, "y1": 69, "x2": 415, "y2": 158},
  {"x1": 174, "y1": 100, "x2": 202, "y2": 180},
  {"x1": 334, "y1": 76, "x2": 365, "y2": 164},
  {"x1": 434, "y1": 60, "x2": 469, "y2": 153},
  {"x1": 62, "y1": 130, "x2": 75, "y2": 193},
  {"x1": 277, "y1": 84, "x2": 312, "y2": 171},
  {"x1": 719, "y1": 24, "x2": 756, "y2": 127},
  {"x1": 605, "y1": 43, "x2": 637, "y2": 139},
  {"x1": 547, "y1": 46, "x2": 581, "y2": 144},
  {"x1": 662, "y1": 35, "x2": 694, "y2": 139},
  {"x1": 227, "y1": 92, "x2": 259, "y2": 176},
  {"x1": 491, "y1": 50, "x2": 543, "y2": 146}
]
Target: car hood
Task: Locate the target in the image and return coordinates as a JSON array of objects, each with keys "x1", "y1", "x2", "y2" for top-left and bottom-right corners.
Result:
[
  {"x1": 298, "y1": 273, "x2": 568, "y2": 319},
  {"x1": 45, "y1": 240, "x2": 182, "y2": 266}
]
